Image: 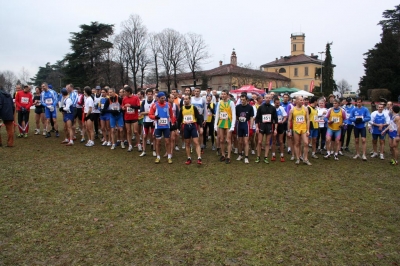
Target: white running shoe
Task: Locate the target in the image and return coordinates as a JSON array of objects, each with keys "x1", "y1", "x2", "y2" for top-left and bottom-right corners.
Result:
[
  {"x1": 153, "y1": 151, "x2": 157, "y2": 157},
  {"x1": 251, "y1": 150, "x2": 255, "y2": 155},
  {"x1": 234, "y1": 148, "x2": 238, "y2": 154},
  {"x1": 42, "y1": 131, "x2": 47, "y2": 136},
  {"x1": 353, "y1": 154, "x2": 360, "y2": 159},
  {"x1": 380, "y1": 153, "x2": 384, "y2": 160},
  {"x1": 290, "y1": 156, "x2": 295, "y2": 161},
  {"x1": 107, "y1": 141, "x2": 112, "y2": 146},
  {"x1": 244, "y1": 158, "x2": 249, "y2": 164},
  {"x1": 139, "y1": 151, "x2": 146, "y2": 157},
  {"x1": 34, "y1": 129, "x2": 40, "y2": 135},
  {"x1": 236, "y1": 155, "x2": 242, "y2": 161},
  {"x1": 371, "y1": 152, "x2": 378, "y2": 158},
  {"x1": 138, "y1": 144, "x2": 143, "y2": 152},
  {"x1": 175, "y1": 145, "x2": 179, "y2": 151},
  {"x1": 102, "y1": 141, "x2": 107, "y2": 146},
  {"x1": 111, "y1": 144, "x2": 116, "y2": 150},
  {"x1": 362, "y1": 154, "x2": 367, "y2": 161},
  {"x1": 121, "y1": 142, "x2": 125, "y2": 149},
  {"x1": 128, "y1": 145, "x2": 133, "y2": 152},
  {"x1": 182, "y1": 143, "x2": 185, "y2": 149},
  {"x1": 338, "y1": 151, "x2": 343, "y2": 156}
]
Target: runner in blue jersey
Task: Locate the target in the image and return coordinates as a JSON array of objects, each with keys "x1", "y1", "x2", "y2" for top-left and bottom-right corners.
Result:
[
  {"x1": 369, "y1": 103, "x2": 390, "y2": 160},
  {"x1": 349, "y1": 98, "x2": 371, "y2": 161},
  {"x1": 40, "y1": 82, "x2": 59, "y2": 138}
]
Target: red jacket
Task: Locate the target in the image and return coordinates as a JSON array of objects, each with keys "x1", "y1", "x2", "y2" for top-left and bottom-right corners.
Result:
[
  {"x1": 15, "y1": 91, "x2": 33, "y2": 111},
  {"x1": 122, "y1": 95, "x2": 140, "y2": 120}
]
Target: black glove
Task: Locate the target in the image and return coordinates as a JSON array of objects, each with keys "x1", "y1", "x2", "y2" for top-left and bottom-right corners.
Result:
[
  {"x1": 59, "y1": 107, "x2": 64, "y2": 112},
  {"x1": 155, "y1": 115, "x2": 160, "y2": 120},
  {"x1": 355, "y1": 118, "x2": 363, "y2": 124},
  {"x1": 21, "y1": 107, "x2": 26, "y2": 112}
]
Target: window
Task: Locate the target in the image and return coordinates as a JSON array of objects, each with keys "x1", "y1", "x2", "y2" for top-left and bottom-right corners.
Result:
[
  {"x1": 305, "y1": 67, "x2": 309, "y2": 76},
  {"x1": 294, "y1": 68, "x2": 298, "y2": 76},
  {"x1": 304, "y1": 85, "x2": 309, "y2": 91},
  {"x1": 302, "y1": 44, "x2": 304, "y2": 51},
  {"x1": 293, "y1": 44, "x2": 296, "y2": 51},
  {"x1": 279, "y1": 68, "x2": 286, "y2": 73}
]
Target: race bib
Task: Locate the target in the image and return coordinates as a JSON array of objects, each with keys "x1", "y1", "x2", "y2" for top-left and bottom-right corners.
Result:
[
  {"x1": 127, "y1": 107, "x2": 135, "y2": 114},
  {"x1": 100, "y1": 104, "x2": 104, "y2": 110},
  {"x1": 296, "y1": 115, "x2": 305, "y2": 123},
  {"x1": 318, "y1": 116, "x2": 324, "y2": 122},
  {"x1": 332, "y1": 117, "x2": 340, "y2": 123},
  {"x1": 184, "y1": 115, "x2": 194, "y2": 123},
  {"x1": 262, "y1": 114, "x2": 271, "y2": 123},
  {"x1": 207, "y1": 110, "x2": 212, "y2": 116},
  {"x1": 220, "y1": 112, "x2": 228, "y2": 120},
  {"x1": 314, "y1": 115, "x2": 319, "y2": 122},
  {"x1": 21, "y1": 97, "x2": 29, "y2": 104},
  {"x1": 346, "y1": 112, "x2": 350, "y2": 119},
  {"x1": 45, "y1": 98, "x2": 53, "y2": 104},
  {"x1": 239, "y1": 116, "x2": 246, "y2": 123},
  {"x1": 158, "y1": 118, "x2": 168, "y2": 125},
  {"x1": 356, "y1": 115, "x2": 363, "y2": 119},
  {"x1": 278, "y1": 115, "x2": 283, "y2": 123}
]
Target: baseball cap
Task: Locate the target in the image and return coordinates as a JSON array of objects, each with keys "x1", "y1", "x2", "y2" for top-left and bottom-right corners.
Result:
[{"x1": 157, "y1": 92, "x2": 165, "y2": 98}]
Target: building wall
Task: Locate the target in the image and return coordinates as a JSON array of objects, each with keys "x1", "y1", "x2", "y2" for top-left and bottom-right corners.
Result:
[{"x1": 264, "y1": 63, "x2": 320, "y2": 91}]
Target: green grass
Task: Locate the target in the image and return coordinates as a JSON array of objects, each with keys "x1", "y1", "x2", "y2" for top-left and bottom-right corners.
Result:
[{"x1": 0, "y1": 113, "x2": 399, "y2": 265}]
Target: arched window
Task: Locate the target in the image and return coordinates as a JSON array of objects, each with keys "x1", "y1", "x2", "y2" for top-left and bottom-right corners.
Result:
[{"x1": 279, "y1": 68, "x2": 286, "y2": 73}]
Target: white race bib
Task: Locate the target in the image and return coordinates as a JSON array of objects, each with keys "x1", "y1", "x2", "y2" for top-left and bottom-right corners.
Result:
[
  {"x1": 314, "y1": 115, "x2": 319, "y2": 122},
  {"x1": 207, "y1": 110, "x2": 212, "y2": 116},
  {"x1": 45, "y1": 98, "x2": 53, "y2": 104},
  {"x1": 127, "y1": 107, "x2": 135, "y2": 114},
  {"x1": 296, "y1": 115, "x2": 305, "y2": 123},
  {"x1": 158, "y1": 118, "x2": 168, "y2": 125},
  {"x1": 278, "y1": 115, "x2": 283, "y2": 123},
  {"x1": 239, "y1": 116, "x2": 246, "y2": 123},
  {"x1": 101, "y1": 104, "x2": 104, "y2": 110},
  {"x1": 332, "y1": 117, "x2": 340, "y2": 123},
  {"x1": 220, "y1": 112, "x2": 228, "y2": 120},
  {"x1": 262, "y1": 114, "x2": 271, "y2": 123},
  {"x1": 21, "y1": 97, "x2": 29, "y2": 104},
  {"x1": 356, "y1": 115, "x2": 363, "y2": 119},
  {"x1": 184, "y1": 115, "x2": 194, "y2": 123}
]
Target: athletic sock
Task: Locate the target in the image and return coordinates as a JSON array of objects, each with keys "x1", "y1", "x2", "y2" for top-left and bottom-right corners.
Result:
[
  {"x1": 157, "y1": 155, "x2": 160, "y2": 159},
  {"x1": 272, "y1": 153, "x2": 275, "y2": 157},
  {"x1": 168, "y1": 154, "x2": 171, "y2": 159},
  {"x1": 280, "y1": 153, "x2": 284, "y2": 157}
]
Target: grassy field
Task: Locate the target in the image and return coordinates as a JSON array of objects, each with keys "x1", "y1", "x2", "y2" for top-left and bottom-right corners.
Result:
[{"x1": 0, "y1": 113, "x2": 399, "y2": 265}]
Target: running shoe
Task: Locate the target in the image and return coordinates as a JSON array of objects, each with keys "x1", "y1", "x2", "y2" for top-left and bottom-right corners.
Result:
[
  {"x1": 264, "y1": 158, "x2": 269, "y2": 164},
  {"x1": 197, "y1": 158, "x2": 202, "y2": 165},
  {"x1": 362, "y1": 154, "x2": 367, "y2": 161},
  {"x1": 185, "y1": 158, "x2": 192, "y2": 165},
  {"x1": 43, "y1": 131, "x2": 47, "y2": 136},
  {"x1": 236, "y1": 155, "x2": 243, "y2": 161},
  {"x1": 212, "y1": 145, "x2": 216, "y2": 151},
  {"x1": 295, "y1": 159, "x2": 300, "y2": 165},
  {"x1": 147, "y1": 140, "x2": 151, "y2": 145},
  {"x1": 338, "y1": 150, "x2": 343, "y2": 156},
  {"x1": 128, "y1": 145, "x2": 133, "y2": 152},
  {"x1": 280, "y1": 157, "x2": 285, "y2": 162},
  {"x1": 65, "y1": 142, "x2": 74, "y2": 146},
  {"x1": 220, "y1": 156, "x2": 225, "y2": 162},
  {"x1": 271, "y1": 156, "x2": 276, "y2": 162},
  {"x1": 34, "y1": 129, "x2": 40, "y2": 135},
  {"x1": 138, "y1": 144, "x2": 143, "y2": 152},
  {"x1": 121, "y1": 142, "x2": 125, "y2": 149},
  {"x1": 106, "y1": 141, "x2": 111, "y2": 146},
  {"x1": 391, "y1": 160, "x2": 398, "y2": 165},
  {"x1": 353, "y1": 154, "x2": 360, "y2": 159},
  {"x1": 102, "y1": 141, "x2": 107, "y2": 146},
  {"x1": 225, "y1": 158, "x2": 231, "y2": 164},
  {"x1": 344, "y1": 147, "x2": 350, "y2": 152},
  {"x1": 61, "y1": 139, "x2": 69, "y2": 144},
  {"x1": 255, "y1": 157, "x2": 260, "y2": 163},
  {"x1": 324, "y1": 154, "x2": 331, "y2": 159},
  {"x1": 334, "y1": 155, "x2": 339, "y2": 161},
  {"x1": 80, "y1": 138, "x2": 85, "y2": 143},
  {"x1": 233, "y1": 148, "x2": 238, "y2": 154},
  {"x1": 290, "y1": 156, "x2": 295, "y2": 161},
  {"x1": 311, "y1": 154, "x2": 319, "y2": 159},
  {"x1": 175, "y1": 145, "x2": 179, "y2": 151},
  {"x1": 380, "y1": 154, "x2": 384, "y2": 160},
  {"x1": 168, "y1": 158, "x2": 173, "y2": 164},
  {"x1": 244, "y1": 158, "x2": 249, "y2": 164},
  {"x1": 45, "y1": 133, "x2": 51, "y2": 138},
  {"x1": 155, "y1": 158, "x2": 160, "y2": 164},
  {"x1": 55, "y1": 132, "x2": 59, "y2": 137},
  {"x1": 139, "y1": 152, "x2": 146, "y2": 157},
  {"x1": 182, "y1": 143, "x2": 185, "y2": 149},
  {"x1": 304, "y1": 160, "x2": 312, "y2": 165},
  {"x1": 153, "y1": 151, "x2": 157, "y2": 157},
  {"x1": 111, "y1": 144, "x2": 116, "y2": 150},
  {"x1": 251, "y1": 150, "x2": 255, "y2": 155},
  {"x1": 371, "y1": 152, "x2": 378, "y2": 158}
]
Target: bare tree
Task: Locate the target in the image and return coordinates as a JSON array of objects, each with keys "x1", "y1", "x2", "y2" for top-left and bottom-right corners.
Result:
[
  {"x1": 19, "y1": 67, "x2": 30, "y2": 85},
  {"x1": 148, "y1": 33, "x2": 160, "y2": 88},
  {"x1": 336, "y1": 79, "x2": 351, "y2": 97},
  {"x1": 138, "y1": 49, "x2": 152, "y2": 89},
  {"x1": 184, "y1": 32, "x2": 210, "y2": 81},
  {"x1": 120, "y1": 14, "x2": 148, "y2": 92},
  {"x1": 0, "y1": 70, "x2": 17, "y2": 93}
]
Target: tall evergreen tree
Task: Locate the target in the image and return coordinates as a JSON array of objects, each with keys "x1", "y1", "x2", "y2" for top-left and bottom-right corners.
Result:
[
  {"x1": 322, "y1": 42, "x2": 335, "y2": 95},
  {"x1": 359, "y1": 5, "x2": 400, "y2": 100},
  {"x1": 63, "y1": 22, "x2": 114, "y2": 87}
]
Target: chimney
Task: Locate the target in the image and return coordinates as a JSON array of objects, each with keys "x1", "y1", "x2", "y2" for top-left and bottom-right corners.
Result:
[
  {"x1": 280, "y1": 56, "x2": 283, "y2": 59},
  {"x1": 219, "y1": 60, "x2": 223, "y2": 66},
  {"x1": 230, "y1": 49, "x2": 237, "y2": 66},
  {"x1": 275, "y1": 58, "x2": 278, "y2": 62},
  {"x1": 311, "y1": 53, "x2": 314, "y2": 56}
]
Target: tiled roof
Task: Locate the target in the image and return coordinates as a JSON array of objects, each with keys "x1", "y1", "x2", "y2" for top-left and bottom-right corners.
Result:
[
  {"x1": 261, "y1": 54, "x2": 324, "y2": 68},
  {"x1": 170, "y1": 64, "x2": 290, "y2": 81}
]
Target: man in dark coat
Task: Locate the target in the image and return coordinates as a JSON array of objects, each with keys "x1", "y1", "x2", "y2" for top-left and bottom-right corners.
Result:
[{"x1": 0, "y1": 85, "x2": 15, "y2": 147}]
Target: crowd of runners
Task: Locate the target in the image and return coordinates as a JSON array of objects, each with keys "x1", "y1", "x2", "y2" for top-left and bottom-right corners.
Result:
[{"x1": 8, "y1": 83, "x2": 400, "y2": 166}]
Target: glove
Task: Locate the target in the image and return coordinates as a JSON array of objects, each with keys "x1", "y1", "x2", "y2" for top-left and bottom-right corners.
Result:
[
  {"x1": 229, "y1": 127, "x2": 234, "y2": 132},
  {"x1": 59, "y1": 107, "x2": 64, "y2": 112},
  {"x1": 355, "y1": 118, "x2": 362, "y2": 124},
  {"x1": 21, "y1": 107, "x2": 26, "y2": 112},
  {"x1": 155, "y1": 115, "x2": 160, "y2": 120},
  {"x1": 47, "y1": 105, "x2": 54, "y2": 112},
  {"x1": 214, "y1": 126, "x2": 218, "y2": 132},
  {"x1": 110, "y1": 110, "x2": 120, "y2": 116}
]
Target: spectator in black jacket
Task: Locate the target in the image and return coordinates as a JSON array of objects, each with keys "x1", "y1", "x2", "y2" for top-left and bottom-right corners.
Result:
[{"x1": 0, "y1": 85, "x2": 15, "y2": 147}]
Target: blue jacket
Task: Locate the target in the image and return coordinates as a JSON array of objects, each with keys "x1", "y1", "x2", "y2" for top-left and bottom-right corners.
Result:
[
  {"x1": 350, "y1": 106, "x2": 371, "y2": 129},
  {"x1": 0, "y1": 89, "x2": 15, "y2": 121}
]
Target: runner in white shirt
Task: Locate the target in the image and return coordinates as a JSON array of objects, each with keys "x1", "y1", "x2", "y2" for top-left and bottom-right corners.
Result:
[{"x1": 83, "y1": 87, "x2": 95, "y2": 147}]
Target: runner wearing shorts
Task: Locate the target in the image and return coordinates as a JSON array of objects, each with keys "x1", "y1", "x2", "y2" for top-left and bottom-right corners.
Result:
[{"x1": 324, "y1": 99, "x2": 346, "y2": 160}]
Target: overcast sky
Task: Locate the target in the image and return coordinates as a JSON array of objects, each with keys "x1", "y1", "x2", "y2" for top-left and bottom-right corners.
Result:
[{"x1": 1, "y1": 0, "x2": 398, "y2": 91}]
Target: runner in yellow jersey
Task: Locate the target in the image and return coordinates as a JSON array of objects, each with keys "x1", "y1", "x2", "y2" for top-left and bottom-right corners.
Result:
[
  {"x1": 288, "y1": 96, "x2": 311, "y2": 165},
  {"x1": 214, "y1": 90, "x2": 236, "y2": 164},
  {"x1": 324, "y1": 99, "x2": 347, "y2": 160},
  {"x1": 307, "y1": 96, "x2": 320, "y2": 159}
]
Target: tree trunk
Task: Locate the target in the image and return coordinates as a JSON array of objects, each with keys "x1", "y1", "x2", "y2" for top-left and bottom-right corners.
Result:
[{"x1": 155, "y1": 54, "x2": 159, "y2": 89}]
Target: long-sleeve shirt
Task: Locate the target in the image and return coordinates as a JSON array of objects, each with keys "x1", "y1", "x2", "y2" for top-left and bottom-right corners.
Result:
[
  {"x1": 148, "y1": 101, "x2": 176, "y2": 125},
  {"x1": 349, "y1": 106, "x2": 371, "y2": 129},
  {"x1": 15, "y1": 91, "x2": 33, "y2": 111},
  {"x1": 40, "y1": 89, "x2": 58, "y2": 108}
]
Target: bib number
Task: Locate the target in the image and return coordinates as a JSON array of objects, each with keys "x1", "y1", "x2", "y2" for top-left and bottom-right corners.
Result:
[
  {"x1": 220, "y1": 112, "x2": 228, "y2": 120},
  {"x1": 314, "y1": 115, "x2": 319, "y2": 122},
  {"x1": 239, "y1": 116, "x2": 246, "y2": 123},
  {"x1": 184, "y1": 115, "x2": 194, "y2": 123},
  {"x1": 296, "y1": 115, "x2": 305, "y2": 123},
  {"x1": 332, "y1": 117, "x2": 340, "y2": 123},
  {"x1": 45, "y1": 98, "x2": 53, "y2": 104},
  {"x1": 278, "y1": 115, "x2": 283, "y2": 123},
  {"x1": 159, "y1": 118, "x2": 168, "y2": 125},
  {"x1": 21, "y1": 97, "x2": 29, "y2": 104},
  {"x1": 262, "y1": 114, "x2": 271, "y2": 123},
  {"x1": 101, "y1": 104, "x2": 104, "y2": 110},
  {"x1": 356, "y1": 115, "x2": 363, "y2": 119},
  {"x1": 127, "y1": 107, "x2": 135, "y2": 114}
]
